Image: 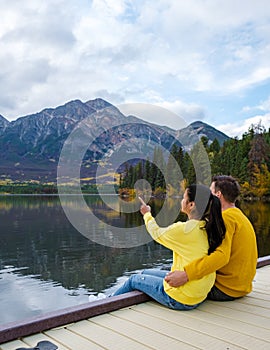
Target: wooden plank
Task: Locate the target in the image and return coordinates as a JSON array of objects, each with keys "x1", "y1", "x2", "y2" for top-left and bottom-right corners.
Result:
[
  {"x1": 253, "y1": 282, "x2": 270, "y2": 291},
  {"x1": 90, "y1": 312, "x2": 196, "y2": 350},
  {"x1": 254, "y1": 266, "x2": 270, "y2": 284},
  {"x1": 67, "y1": 319, "x2": 152, "y2": 350},
  {"x1": 112, "y1": 308, "x2": 243, "y2": 350},
  {"x1": 19, "y1": 333, "x2": 70, "y2": 350},
  {"x1": 237, "y1": 295, "x2": 270, "y2": 309},
  {"x1": 195, "y1": 307, "x2": 270, "y2": 342},
  {"x1": 0, "y1": 339, "x2": 29, "y2": 350},
  {"x1": 198, "y1": 301, "x2": 269, "y2": 328},
  {"x1": 248, "y1": 290, "x2": 270, "y2": 301},
  {"x1": 256, "y1": 261, "x2": 270, "y2": 278},
  {"x1": 0, "y1": 333, "x2": 70, "y2": 350},
  {"x1": 206, "y1": 299, "x2": 270, "y2": 318},
  {"x1": 45, "y1": 327, "x2": 105, "y2": 350},
  {"x1": 135, "y1": 298, "x2": 270, "y2": 342},
  {"x1": 132, "y1": 302, "x2": 270, "y2": 349}
]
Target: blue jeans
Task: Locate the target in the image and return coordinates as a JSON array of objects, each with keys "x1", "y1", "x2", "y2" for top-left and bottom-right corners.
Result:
[{"x1": 112, "y1": 269, "x2": 200, "y2": 310}]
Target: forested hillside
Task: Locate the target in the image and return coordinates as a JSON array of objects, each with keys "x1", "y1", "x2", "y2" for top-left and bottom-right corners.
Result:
[{"x1": 119, "y1": 123, "x2": 270, "y2": 199}]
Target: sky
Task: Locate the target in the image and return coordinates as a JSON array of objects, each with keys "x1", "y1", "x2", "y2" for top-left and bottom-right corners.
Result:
[{"x1": 1, "y1": 0, "x2": 270, "y2": 138}]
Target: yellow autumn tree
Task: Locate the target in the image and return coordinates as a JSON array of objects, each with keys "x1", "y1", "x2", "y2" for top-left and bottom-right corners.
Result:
[{"x1": 252, "y1": 163, "x2": 270, "y2": 198}]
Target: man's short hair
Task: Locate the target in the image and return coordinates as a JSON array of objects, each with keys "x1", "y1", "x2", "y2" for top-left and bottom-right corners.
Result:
[{"x1": 212, "y1": 175, "x2": 241, "y2": 203}]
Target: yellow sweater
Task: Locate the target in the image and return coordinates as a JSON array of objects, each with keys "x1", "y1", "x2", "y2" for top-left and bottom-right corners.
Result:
[
  {"x1": 185, "y1": 208, "x2": 258, "y2": 297},
  {"x1": 143, "y1": 212, "x2": 215, "y2": 305}
]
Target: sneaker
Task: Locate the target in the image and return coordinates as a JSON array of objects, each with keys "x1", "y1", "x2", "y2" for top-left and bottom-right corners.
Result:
[
  {"x1": 88, "y1": 293, "x2": 107, "y2": 302},
  {"x1": 97, "y1": 293, "x2": 107, "y2": 300},
  {"x1": 88, "y1": 294, "x2": 98, "y2": 302}
]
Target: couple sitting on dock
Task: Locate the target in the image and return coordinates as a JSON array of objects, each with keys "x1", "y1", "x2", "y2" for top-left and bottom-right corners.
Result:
[{"x1": 112, "y1": 175, "x2": 258, "y2": 310}]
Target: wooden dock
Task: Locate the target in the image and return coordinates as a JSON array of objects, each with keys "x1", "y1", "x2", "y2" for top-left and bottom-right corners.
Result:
[{"x1": 1, "y1": 258, "x2": 270, "y2": 350}]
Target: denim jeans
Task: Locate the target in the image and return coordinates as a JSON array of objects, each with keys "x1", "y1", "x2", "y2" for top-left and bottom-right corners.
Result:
[{"x1": 112, "y1": 269, "x2": 200, "y2": 310}]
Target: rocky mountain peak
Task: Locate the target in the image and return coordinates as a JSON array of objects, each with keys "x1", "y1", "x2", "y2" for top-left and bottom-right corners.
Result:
[
  {"x1": 0, "y1": 100, "x2": 229, "y2": 181},
  {"x1": 0, "y1": 114, "x2": 9, "y2": 135},
  {"x1": 176, "y1": 120, "x2": 228, "y2": 150},
  {"x1": 85, "y1": 98, "x2": 113, "y2": 111}
]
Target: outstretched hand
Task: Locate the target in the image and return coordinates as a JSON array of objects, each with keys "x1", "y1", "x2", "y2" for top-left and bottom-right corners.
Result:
[
  {"x1": 138, "y1": 196, "x2": 151, "y2": 215},
  {"x1": 164, "y1": 270, "x2": 188, "y2": 287}
]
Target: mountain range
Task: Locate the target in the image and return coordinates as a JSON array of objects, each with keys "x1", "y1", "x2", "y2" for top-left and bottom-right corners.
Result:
[{"x1": 0, "y1": 98, "x2": 229, "y2": 183}]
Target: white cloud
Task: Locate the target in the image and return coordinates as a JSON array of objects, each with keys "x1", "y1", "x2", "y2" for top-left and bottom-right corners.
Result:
[
  {"x1": 218, "y1": 114, "x2": 270, "y2": 138},
  {"x1": 156, "y1": 100, "x2": 205, "y2": 127},
  {"x1": 117, "y1": 102, "x2": 187, "y2": 130},
  {"x1": 0, "y1": 0, "x2": 270, "y2": 130},
  {"x1": 259, "y1": 97, "x2": 270, "y2": 112},
  {"x1": 229, "y1": 67, "x2": 270, "y2": 92},
  {"x1": 243, "y1": 96, "x2": 270, "y2": 113}
]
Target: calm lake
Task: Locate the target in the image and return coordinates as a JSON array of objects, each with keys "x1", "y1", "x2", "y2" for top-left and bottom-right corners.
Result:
[{"x1": 0, "y1": 195, "x2": 269, "y2": 325}]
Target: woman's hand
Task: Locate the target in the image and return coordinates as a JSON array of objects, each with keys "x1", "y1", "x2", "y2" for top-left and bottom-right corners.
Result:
[
  {"x1": 138, "y1": 196, "x2": 151, "y2": 215},
  {"x1": 165, "y1": 270, "x2": 189, "y2": 287}
]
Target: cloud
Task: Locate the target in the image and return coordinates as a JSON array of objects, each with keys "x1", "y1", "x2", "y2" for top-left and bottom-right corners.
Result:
[
  {"x1": 217, "y1": 113, "x2": 270, "y2": 137},
  {"x1": 228, "y1": 67, "x2": 270, "y2": 93},
  {"x1": 242, "y1": 96, "x2": 270, "y2": 113},
  {"x1": 0, "y1": 0, "x2": 270, "y2": 129},
  {"x1": 155, "y1": 100, "x2": 206, "y2": 127}
]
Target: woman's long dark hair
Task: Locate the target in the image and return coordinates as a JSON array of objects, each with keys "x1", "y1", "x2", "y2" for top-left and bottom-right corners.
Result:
[{"x1": 186, "y1": 184, "x2": 226, "y2": 254}]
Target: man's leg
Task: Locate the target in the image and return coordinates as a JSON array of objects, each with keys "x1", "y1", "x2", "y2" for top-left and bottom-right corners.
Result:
[{"x1": 207, "y1": 285, "x2": 238, "y2": 301}]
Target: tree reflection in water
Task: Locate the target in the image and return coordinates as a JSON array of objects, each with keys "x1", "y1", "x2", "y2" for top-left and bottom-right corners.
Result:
[{"x1": 0, "y1": 195, "x2": 269, "y2": 323}]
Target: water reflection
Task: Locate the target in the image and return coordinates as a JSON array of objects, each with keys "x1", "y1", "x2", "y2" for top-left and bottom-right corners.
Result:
[
  {"x1": 0, "y1": 266, "x2": 88, "y2": 322},
  {"x1": 240, "y1": 201, "x2": 270, "y2": 257},
  {"x1": 0, "y1": 195, "x2": 269, "y2": 324}
]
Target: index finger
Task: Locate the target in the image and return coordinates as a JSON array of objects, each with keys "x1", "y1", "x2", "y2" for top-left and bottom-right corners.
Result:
[{"x1": 138, "y1": 196, "x2": 147, "y2": 206}]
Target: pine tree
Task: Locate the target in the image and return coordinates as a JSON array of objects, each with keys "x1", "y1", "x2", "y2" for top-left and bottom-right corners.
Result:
[
  {"x1": 248, "y1": 123, "x2": 270, "y2": 188},
  {"x1": 166, "y1": 144, "x2": 184, "y2": 193},
  {"x1": 189, "y1": 139, "x2": 212, "y2": 185},
  {"x1": 118, "y1": 122, "x2": 270, "y2": 199},
  {"x1": 208, "y1": 138, "x2": 221, "y2": 175}
]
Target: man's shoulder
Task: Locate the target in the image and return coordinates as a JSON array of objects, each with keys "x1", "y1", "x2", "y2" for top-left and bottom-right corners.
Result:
[
  {"x1": 222, "y1": 207, "x2": 245, "y2": 220},
  {"x1": 223, "y1": 207, "x2": 253, "y2": 227},
  {"x1": 223, "y1": 207, "x2": 242, "y2": 214}
]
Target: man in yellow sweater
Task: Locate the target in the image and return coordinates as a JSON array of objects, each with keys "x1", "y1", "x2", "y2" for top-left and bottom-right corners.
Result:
[{"x1": 165, "y1": 175, "x2": 258, "y2": 300}]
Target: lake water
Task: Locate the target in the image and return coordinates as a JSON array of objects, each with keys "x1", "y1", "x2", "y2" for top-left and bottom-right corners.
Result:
[{"x1": 0, "y1": 195, "x2": 269, "y2": 325}]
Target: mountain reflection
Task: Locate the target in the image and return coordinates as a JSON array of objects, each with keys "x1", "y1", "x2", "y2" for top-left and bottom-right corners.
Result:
[
  {"x1": 0, "y1": 195, "x2": 269, "y2": 324},
  {"x1": 0, "y1": 195, "x2": 172, "y2": 292}
]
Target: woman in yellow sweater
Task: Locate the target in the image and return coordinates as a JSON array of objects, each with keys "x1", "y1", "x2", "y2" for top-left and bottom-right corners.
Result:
[{"x1": 112, "y1": 184, "x2": 226, "y2": 310}]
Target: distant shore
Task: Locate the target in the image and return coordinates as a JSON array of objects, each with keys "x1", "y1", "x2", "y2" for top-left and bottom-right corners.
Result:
[
  {"x1": 0, "y1": 183, "x2": 269, "y2": 201},
  {"x1": 0, "y1": 183, "x2": 98, "y2": 195}
]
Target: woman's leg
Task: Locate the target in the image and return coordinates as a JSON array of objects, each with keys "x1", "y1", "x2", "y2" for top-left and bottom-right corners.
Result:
[
  {"x1": 112, "y1": 269, "x2": 167, "y2": 297},
  {"x1": 111, "y1": 269, "x2": 167, "y2": 296},
  {"x1": 141, "y1": 268, "x2": 168, "y2": 279},
  {"x1": 112, "y1": 273, "x2": 198, "y2": 310}
]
